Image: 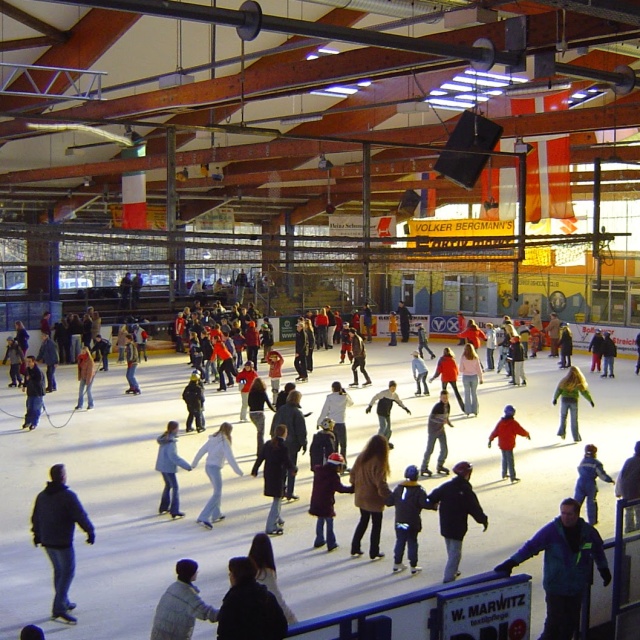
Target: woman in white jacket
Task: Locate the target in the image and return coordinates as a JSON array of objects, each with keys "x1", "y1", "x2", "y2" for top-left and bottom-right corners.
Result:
[{"x1": 191, "y1": 422, "x2": 243, "y2": 529}]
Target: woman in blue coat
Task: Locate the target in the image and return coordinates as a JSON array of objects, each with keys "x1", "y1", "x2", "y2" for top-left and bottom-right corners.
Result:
[{"x1": 155, "y1": 421, "x2": 192, "y2": 519}]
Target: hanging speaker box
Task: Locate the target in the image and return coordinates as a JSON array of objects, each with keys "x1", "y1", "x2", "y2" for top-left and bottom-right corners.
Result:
[{"x1": 434, "y1": 111, "x2": 503, "y2": 190}]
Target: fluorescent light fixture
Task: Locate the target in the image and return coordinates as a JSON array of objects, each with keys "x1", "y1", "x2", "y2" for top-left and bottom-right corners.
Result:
[
  {"x1": 504, "y1": 79, "x2": 572, "y2": 96},
  {"x1": 325, "y1": 86, "x2": 358, "y2": 95},
  {"x1": 306, "y1": 54, "x2": 319, "y2": 60},
  {"x1": 440, "y1": 83, "x2": 471, "y2": 91},
  {"x1": 27, "y1": 123, "x2": 134, "y2": 146},
  {"x1": 486, "y1": 89, "x2": 504, "y2": 96},
  {"x1": 465, "y1": 69, "x2": 527, "y2": 83},
  {"x1": 397, "y1": 102, "x2": 430, "y2": 113},
  {"x1": 452, "y1": 75, "x2": 510, "y2": 88},
  {"x1": 357, "y1": 80, "x2": 372, "y2": 87},
  {"x1": 310, "y1": 90, "x2": 343, "y2": 98},
  {"x1": 456, "y1": 94, "x2": 489, "y2": 102},
  {"x1": 280, "y1": 113, "x2": 324, "y2": 125},
  {"x1": 571, "y1": 92, "x2": 587, "y2": 99},
  {"x1": 318, "y1": 48, "x2": 339, "y2": 55},
  {"x1": 427, "y1": 98, "x2": 474, "y2": 109},
  {"x1": 429, "y1": 89, "x2": 447, "y2": 96}
]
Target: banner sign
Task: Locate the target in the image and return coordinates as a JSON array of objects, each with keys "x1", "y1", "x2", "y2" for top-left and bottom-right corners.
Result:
[
  {"x1": 439, "y1": 579, "x2": 531, "y2": 640},
  {"x1": 376, "y1": 315, "x2": 430, "y2": 339},
  {"x1": 568, "y1": 323, "x2": 639, "y2": 356},
  {"x1": 406, "y1": 219, "x2": 515, "y2": 258},
  {"x1": 195, "y1": 208, "x2": 235, "y2": 232},
  {"x1": 329, "y1": 215, "x2": 396, "y2": 238},
  {"x1": 111, "y1": 204, "x2": 166, "y2": 230},
  {"x1": 278, "y1": 316, "x2": 299, "y2": 342}
]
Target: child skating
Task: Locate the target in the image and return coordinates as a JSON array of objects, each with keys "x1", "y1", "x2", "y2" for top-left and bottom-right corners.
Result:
[
  {"x1": 386, "y1": 465, "x2": 432, "y2": 575},
  {"x1": 488, "y1": 405, "x2": 530, "y2": 483},
  {"x1": 574, "y1": 444, "x2": 614, "y2": 525},
  {"x1": 411, "y1": 351, "x2": 429, "y2": 396}
]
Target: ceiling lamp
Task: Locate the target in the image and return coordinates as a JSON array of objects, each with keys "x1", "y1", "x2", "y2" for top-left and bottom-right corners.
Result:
[
  {"x1": 503, "y1": 79, "x2": 572, "y2": 97},
  {"x1": 280, "y1": 113, "x2": 323, "y2": 125},
  {"x1": 27, "y1": 123, "x2": 134, "y2": 147},
  {"x1": 302, "y1": 0, "x2": 462, "y2": 18}
]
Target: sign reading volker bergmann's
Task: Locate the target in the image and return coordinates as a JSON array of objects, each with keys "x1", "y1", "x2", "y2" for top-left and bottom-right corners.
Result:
[{"x1": 439, "y1": 579, "x2": 531, "y2": 640}]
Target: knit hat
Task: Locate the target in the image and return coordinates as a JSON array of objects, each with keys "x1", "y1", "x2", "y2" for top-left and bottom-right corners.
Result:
[
  {"x1": 248, "y1": 321, "x2": 256, "y2": 327},
  {"x1": 320, "y1": 417, "x2": 335, "y2": 430},
  {"x1": 327, "y1": 452, "x2": 345, "y2": 465},
  {"x1": 176, "y1": 559, "x2": 198, "y2": 582},
  {"x1": 404, "y1": 465, "x2": 419, "y2": 481},
  {"x1": 20, "y1": 626, "x2": 45, "y2": 640},
  {"x1": 504, "y1": 405, "x2": 516, "y2": 417}
]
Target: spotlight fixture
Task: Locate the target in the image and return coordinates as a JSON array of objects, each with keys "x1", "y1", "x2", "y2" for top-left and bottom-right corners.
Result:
[
  {"x1": 483, "y1": 197, "x2": 499, "y2": 212},
  {"x1": 514, "y1": 139, "x2": 534, "y2": 154},
  {"x1": 318, "y1": 154, "x2": 333, "y2": 171},
  {"x1": 176, "y1": 167, "x2": 189, "y2": 182}
]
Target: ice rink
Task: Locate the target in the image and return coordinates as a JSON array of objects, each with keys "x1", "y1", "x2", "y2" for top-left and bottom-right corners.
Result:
[{"x1": 1, "y1": 338, "x2": 637, "y2": 639}]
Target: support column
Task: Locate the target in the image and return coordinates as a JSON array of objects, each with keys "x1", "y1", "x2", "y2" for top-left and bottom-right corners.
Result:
[
  {"x1": 362, "y1": 142, "x2": 371, "y2": 305},
  {"x1": 166, "y1": 127, "x2": 184, "y2": 302},
  {"x1": 26, "y1": 211, "x2": 56, "y2": 299},
  {"x1": 284, "y1": 212, "x2": 294, "y2": 297}
]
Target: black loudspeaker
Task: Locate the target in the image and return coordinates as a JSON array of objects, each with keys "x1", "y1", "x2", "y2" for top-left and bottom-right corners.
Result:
[
  {"x1": 434, "y1": 111, "x2": 503, "y2": 190},
  {"x1": 397, "y1": 189, "x2": 421, "y2": 216}
]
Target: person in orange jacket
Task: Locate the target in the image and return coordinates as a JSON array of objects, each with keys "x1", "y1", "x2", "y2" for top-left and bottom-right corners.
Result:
[
  {"x1": 429, "y1": 347, "x2": 464, "y2": 412},
  {"x1": 488, "y1": 405, "x2": 531, "y2": 483}
]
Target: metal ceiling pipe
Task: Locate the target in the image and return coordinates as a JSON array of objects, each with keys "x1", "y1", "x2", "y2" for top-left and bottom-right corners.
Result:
[
  {"x1": 301, "y1": 0, "x2": 458, "y2": 19},
  {"x1": 41, "y1": 0, "x2": 521, "y2": 68}
]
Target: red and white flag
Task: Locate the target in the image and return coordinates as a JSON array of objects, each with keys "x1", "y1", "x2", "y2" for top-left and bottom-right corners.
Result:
[{"x1": 122, "y1": 144, "x2": 148, "y2": 230}]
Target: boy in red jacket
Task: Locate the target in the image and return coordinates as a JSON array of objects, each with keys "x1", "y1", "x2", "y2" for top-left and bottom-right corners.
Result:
[
  {"x1": 267, "y1": 349, "x2": 284, "y2": 404},
  {"x1": 488, "y1": 405, "x2": 531, "y2": 484},
  {"x1": 309, "y1": 452, "x2": 353, "y2": 551}
]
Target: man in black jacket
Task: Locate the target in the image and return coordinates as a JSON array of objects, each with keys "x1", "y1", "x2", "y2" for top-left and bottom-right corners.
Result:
[
  {"x1": 31, "y1": 464, "x2": 95, "y2": 625},
  {"x1": 427, "y1": 460, "x2": 488, "y2": 583},
  {"x1": 23, "y1": 356, "x2": 45, "y2": 430}
]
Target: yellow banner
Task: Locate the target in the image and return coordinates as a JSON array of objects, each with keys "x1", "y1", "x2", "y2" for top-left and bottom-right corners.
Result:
[
  {"x1": 406, "y1": 218, "x2": 515, "y2": 258},
  {"x1": 110, "y1": 204, "x2": 167, "y2": 230}
]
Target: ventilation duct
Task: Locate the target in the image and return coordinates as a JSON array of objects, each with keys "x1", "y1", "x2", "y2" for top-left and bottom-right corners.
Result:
[{"x1": 302, "y1": 0, "x2": 467, "y2": 19}]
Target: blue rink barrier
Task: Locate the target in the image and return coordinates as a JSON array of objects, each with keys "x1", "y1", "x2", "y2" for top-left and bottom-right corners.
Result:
[{"x1": 287, "y1": 571, "x2": 532, "y2": 640}]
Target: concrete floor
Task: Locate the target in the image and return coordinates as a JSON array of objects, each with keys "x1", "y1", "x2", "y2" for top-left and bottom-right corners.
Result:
[{"x1": 1, "y1": 340, "x2": 635, "y2": 639}]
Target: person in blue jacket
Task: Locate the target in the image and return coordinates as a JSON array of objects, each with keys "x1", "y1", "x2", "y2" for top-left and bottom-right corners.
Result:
[
  {"x1": 574, "y1": 444, "x2": 614, "y2": 525},
  {"x1": 155, "y1": 420, "x2": 192, "y2": 519},
  {"x1": 494, "y1": 497, "x2": 611, "y2": 640}
]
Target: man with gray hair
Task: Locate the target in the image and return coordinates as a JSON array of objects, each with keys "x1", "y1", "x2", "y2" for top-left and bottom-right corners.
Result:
[
  {"x1": 31, "y1": 464, "x2": 95, "y2": 625},
  {"x1": 616, "y1": 441, "x2": 640, "y2": 532}
]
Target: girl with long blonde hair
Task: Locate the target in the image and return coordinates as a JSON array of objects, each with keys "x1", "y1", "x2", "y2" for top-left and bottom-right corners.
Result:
[{"x1": 553, "y1": 366, "x2": 594, "y2": 442}]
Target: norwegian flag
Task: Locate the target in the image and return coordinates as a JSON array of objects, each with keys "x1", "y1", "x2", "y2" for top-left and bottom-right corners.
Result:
[{"x1": 481, "y1": 91, "x2": 574, "y2": 223}]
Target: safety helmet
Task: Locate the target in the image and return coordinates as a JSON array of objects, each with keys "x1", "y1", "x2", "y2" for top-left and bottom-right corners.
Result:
[
  {"x1": 190, "y1": 370, "x2": 201, "y2": 381},
  {"x1": 327, "y1": 452, "x2": 345, "y2": 465},
  {"x1": 320, "y1": 418, "x2": 335, "y2": 430},
  {"x1": 404, "y1": 465, "x2": 419, "y2": 481},
  {"x1": 453, "y1": 461, "x2": 473, "y2": 476}
]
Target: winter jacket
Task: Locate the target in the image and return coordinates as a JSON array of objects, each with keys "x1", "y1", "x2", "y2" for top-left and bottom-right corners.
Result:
[
  {"x1": 155, "y1": 433, "x2": 192, "y2": 474},
  {"x1": 270, "y1": 402, "x2": 307, "y2": 452},
  {"x1": 508, "y1": 341, "x2": 525, "y2": 362},
  {"x1": 248, "y1": 388, "x2": 275, "y2": 412},
  {"x1": 217, "y1": 580, "x2": 287, "y2": 640},
  {"x1": 3, "y1": 341, "x2": 24, "y2": 366},
  {"x1": 457, "y1": 326, "x2": 486, "y2": 349},
  {"x1": 432, "y1": 354, "x2": 459, "y2": 383},
  {"x1": 318, "y1": 390, "x2": 353, "y2": 425},
  {"x1": 509, "y1": 517, "x2": 607, "y2": 596},
  {"x1": 350, "y1": 456, "x2": 391, "y2": 513},
  {"x1": 260, "y1": 322, "x2": 274, "y2": 347},
  {"x1": 309, "y1": 463, "x2": 353, "y2": 518},
  {"x1": 295, "y1": 329, "x2": 308, "y2": 356},
  {"x1": 559, "y1": 330, "x2": 573, "y2": 355},
  {"x1": 588, "y1": 333, "x2": 604, "y2": 354},
  {"x1": 616, "y1": 454, "x2": 640, "y2": 500},
  {"x1": 37, "y1": 338, "x2": 59, "y2": 366},
  {"x1": 267, "y1": 351, "x2": 284, "y2": 378},
  {"x1": 576, "y1": 456, "x2": 613, "y2": 488},
  {"x1": 252, "y1": 437, "x2": 296, "y2": 498},
  {"x1": 309, "y1": 430, "x2": 336, "y2": 468},
  {"x1": 602, "y1": 336, "x2": 617, "y2": 358},
  {"x1": 244, "y1": 326, "x2": 261, "y2": 348},
  {"x1": 90, "y1": 339, "x2": 111, "y2": 359},
  {"x1": 488, "y1": 417, "x2": 530, "y2": 451},
  {"x1": 546, "y1": 317, "x2": 561, "y2": 339},
  {"x1": 77, "y1": 351, "x2": 96, "y2": 384},
  {"x1": 15, "y1": 327, "x2": 29, "y2": 353},
  {"x1": 389, "y1": 316, "x2": 398, "y2": 332},
  {"x1": 236, "y1": 368, "x2": 258, "y2": 394},
  {"x1": 485, "y1": 328, "x2": 497, "y2": 350},
  {"x1": 192, "y1": 433, "x2": 243, "y2": 475},
  {"x1": 150, "y1": 580, "x2": 217, "y2": 640},
  {"x1": 385, "y1": 481, "x2": 431, "y2": 532},
  {"x1": 31, "y1": 481, "x2": 94, "y2": 548},
  {"x1": 367, "y1": 389, "x2": 408, "y2": 417},
  {"x1": 24, "y1": 365, "x2": 45, "y2": 397},
  {"x1": 212, "y1": 341, "x2": 233, "y2": 362},
  {"x1": 459, "y1": 356, "x2": 483, "y2": 380},
  {"x1": 182, "y1": 381, "x2": 205, "y2": 409},
  {"x1": 428, "y1": 474, "x2": 488, "y2": 541},
  {"x1": 411, "y1": 357, "x2": 428, "y2": 377},
  {"x1": 351, "y1": 333, "x2": 366, "y2": 358},
  {"x1": 427, "y1": 401, "x2": 451, "y2": 436},
  {"x1": 126, "y1": 341, "x2": 139, "y2": 364},
  {"x1": 553, "y1": 385, "x2": 593, "y2": 405}
]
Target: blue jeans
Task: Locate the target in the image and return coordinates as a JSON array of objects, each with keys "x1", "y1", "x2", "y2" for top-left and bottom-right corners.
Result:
[
  {"x1": 285, "y1": 447, "x2": 298, "y2": 498},
  {"x1": 377, "y1": 414, "x2": 391, "y2": 441},
  {"x1": 389, "y1": 331, "x2": 397, "y2": 346},
  {"x1": 315, "y1": 517, "x2": 336, "y2": 548},
  {"x1": 26, "y1": 395, "x2": 44, "y2": 427},
  {"x1": 421, "y1": 432, "x2": 448, "y2": 471},
  {"x1": 462, "y1": 374, "x2": 478, "y2": 415},
  {"x1": 558, "y1": 398, "x2": 580, "y2": 441},
  {"x1": 602, "y1": 356, "x2": 614, "y2": 376},
  {"x1": 70, "y1": 335, "x2": 82, "y2": 363},
  {"x1": 266, "y1": 497, "x2": 282, "y2": 532},
  {"x1": 45, "y1": 546, "x2": 75, "y2": 615},
  {"x1": 126, "y1": 363, "x2": 139, "y2": 390},
  {"x1": 77, "y1": 379, "x2": 94, "y2": 409},
  {"x1": 198, "y1": 465, "x2": 223, "y2": 523},
  {"x1": 159, "y1": 472, "x2": 180, "y2": 515},
  {"x1": 415, "y1": 372, "x2": 429, "y2": 395},
  {"x1": 394, "y1": 526, "x2": 419, "y2": 567},
  {"x1": 501, "y1": 449, "x2": 516, "y2": 480},
  {"x1": 486, "y1": 348, "x2": 495, "y2": 369},
  {"x1": 444, "y1": 538, "x2": 463, "y2": 582}
]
